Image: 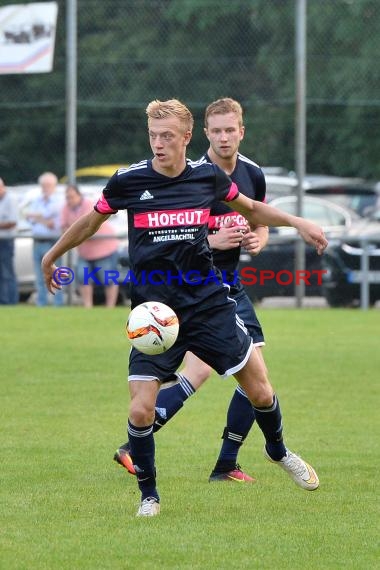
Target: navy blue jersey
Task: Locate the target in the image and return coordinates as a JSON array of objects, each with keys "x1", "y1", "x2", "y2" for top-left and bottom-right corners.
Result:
[
  {"x1": 95, "y1": 158, "x2": 238, "y2": 309},
  {"x1": 206, "y1": 152, "x2": 266, "y2": 295}
]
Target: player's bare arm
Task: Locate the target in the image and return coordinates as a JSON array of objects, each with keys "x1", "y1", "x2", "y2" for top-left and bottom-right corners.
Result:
[
  {"x1": 41, "y1": 209, "x2": 109, "y2": 293},
  {"x1": 227, "y1": 193, "x2": 328, "y2": 255}
]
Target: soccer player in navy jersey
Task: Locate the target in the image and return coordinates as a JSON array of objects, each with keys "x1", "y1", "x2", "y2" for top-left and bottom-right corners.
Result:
[
  {"x1": 114, "y1": 98, "x2": 269, "y2": 483},
  {"x1": 42, "y1": 99, "x2": 326, "y2": 516}
]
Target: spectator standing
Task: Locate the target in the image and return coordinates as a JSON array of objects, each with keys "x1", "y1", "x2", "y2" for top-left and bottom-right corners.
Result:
[
  {"x1": 27, "y1": 172, "x2": 63, "y2": 306},
  {"x1": 0, "y1": 178, "x2": 18, "y2": 304},
  {"x1": 61, "y1": 184, "x2": 119, "y2": 307}
]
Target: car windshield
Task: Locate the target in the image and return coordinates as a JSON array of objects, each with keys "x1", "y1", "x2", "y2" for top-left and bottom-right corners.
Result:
[
  {"x1": 265, "y1": 173, "x2": 379, "y2": 217},
  {"x1": 303, "y1": 202, "x2": 347, "y2": 226},
  {"x1": 269, "y1": 196, "x2": 353, "y2": 235},
  {"x1": 308, "y1": 191, "x2": 378, "y2": 217}
]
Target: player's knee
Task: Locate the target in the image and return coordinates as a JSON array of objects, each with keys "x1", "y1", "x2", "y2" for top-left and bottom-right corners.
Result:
[
  {"x1": 241, "y1": 371, "x2": 273, "y2": 407},
  {"x1": 129, "y1": 399, "x2": 155, "y2": 426},
  {"x1": 250, "y1": 382, "x2": 274, "y2": 408},
  {"x1": 251, "y1": 393, "x2": 273, "y2": 408}
]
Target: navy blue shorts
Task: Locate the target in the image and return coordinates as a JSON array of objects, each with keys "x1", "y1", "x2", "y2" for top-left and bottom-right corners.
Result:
[
  {"x1": 128, "y1": 288, "x2": 253, "y2": 381},
  {"x1": 233, "y1": 289, "x2": 265, "y2": 346}
]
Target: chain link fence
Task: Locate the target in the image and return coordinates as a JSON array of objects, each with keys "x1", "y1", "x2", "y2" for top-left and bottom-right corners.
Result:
[
  {"x1": 2, "y1": 0, "x2": 380, "y2": 306},
  {"x1": 1, "y1": 0, "x2": 380, "y2": 184}
]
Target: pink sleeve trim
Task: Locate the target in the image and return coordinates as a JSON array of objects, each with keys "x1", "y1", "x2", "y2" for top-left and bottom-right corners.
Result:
[
  {"x1": 224, "y1": 182, "x2": 239, "y2": 202},
  {"x1": 94, "y1": 193, "x2": 118, "y2": 214}
]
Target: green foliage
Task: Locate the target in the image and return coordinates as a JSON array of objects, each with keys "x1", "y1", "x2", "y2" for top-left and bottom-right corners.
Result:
[
  {"x1": 1, "y1": 306, "x2": 379, "y2": 569},
  {"x1": 1, "y1": 0, "x2": 380, "y2": 182}
]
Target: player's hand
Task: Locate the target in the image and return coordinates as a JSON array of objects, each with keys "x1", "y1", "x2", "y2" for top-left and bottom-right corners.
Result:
[
  {"x1": 296, "y1": 219, "x2": 328, "y2": 255},
  {"x1": 210, "y1": 218, "x2": 248, "y2": 250},
  {"x1": 241, "y1": 231, "x2": 264, "y2": 256},
  {"x1": 41, "y1": 257, "x2": 63, "y2": 294}
]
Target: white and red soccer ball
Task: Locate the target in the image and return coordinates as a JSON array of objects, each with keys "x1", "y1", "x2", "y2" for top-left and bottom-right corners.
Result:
[{"x1": 126, "y1": 301, "x2": 179, "y2": 355}]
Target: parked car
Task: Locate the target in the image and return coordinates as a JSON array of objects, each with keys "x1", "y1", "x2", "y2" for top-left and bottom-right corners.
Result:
[
  {"x1": 321, "y1": 209, "x2": 380, "y2": 307},
  {"x1": 12, "y1": 183, "x2": 130, "y2": 304},
  {"x1": 239, "y1": 195, "x2": 359, "y2": 301},
  {"x1": 59, "y1": 164, "x2": 126, "y2": 186},
  {"x1": 265, "y1": 173, "x2": 380, "y2": 217}
]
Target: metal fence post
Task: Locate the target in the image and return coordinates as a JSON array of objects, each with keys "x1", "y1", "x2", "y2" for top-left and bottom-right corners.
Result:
[
  {"x1": 65, "y1": 0, "x2": 77, "y2": 306},
  {"x1": 295, "y1": 0, "x2": 307, "y2": 307},
  {"x1": 360, "y1": 238, "x2": 370, "y2": 310}
]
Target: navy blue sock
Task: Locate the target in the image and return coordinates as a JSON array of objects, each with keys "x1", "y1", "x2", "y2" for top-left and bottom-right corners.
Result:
[
  {"x1": 214, "y1": 386, "x2": 256, "y2": 471},
  {"x1": 153, "y1": 374, "x2": 195, "y2": 432},
  {"x1": 252, "y1": 394, "x2": 287, "y2": 461},
  {"x1": 127, "y1": 420, "x2": 159, "y2": 501}
]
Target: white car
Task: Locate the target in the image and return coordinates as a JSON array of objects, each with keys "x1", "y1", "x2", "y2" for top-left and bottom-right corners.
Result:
[{"x1": 264, "y1": 173, "x2": 380, "y2": 217}]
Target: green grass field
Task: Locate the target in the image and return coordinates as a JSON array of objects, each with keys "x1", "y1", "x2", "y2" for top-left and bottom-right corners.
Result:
[{"x1": 1, "y1": 306, "x2": 379, "y2": 569}]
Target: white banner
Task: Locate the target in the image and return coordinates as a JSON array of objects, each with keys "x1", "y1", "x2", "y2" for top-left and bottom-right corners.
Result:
[{"x1": 0, "y1": 2, "x2": 58, "y2": 74}]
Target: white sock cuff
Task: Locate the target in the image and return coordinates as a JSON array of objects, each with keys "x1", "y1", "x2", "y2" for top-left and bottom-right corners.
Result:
[{"x1": 178, "y1": 374, "x2": 195, "y2": 397}]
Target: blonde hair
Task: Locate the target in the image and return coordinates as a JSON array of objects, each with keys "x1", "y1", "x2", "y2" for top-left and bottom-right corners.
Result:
[
  {"x1": 204, "y1": 97, "x2": 244, "y2": 128},
  {"x1": 146, "y1": 99, "x2": 194, "y2": 132}
]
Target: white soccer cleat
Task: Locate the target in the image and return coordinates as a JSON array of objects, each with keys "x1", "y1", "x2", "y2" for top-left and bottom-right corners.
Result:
[
  {"x1": 136, "y1": 497, "x2": 160, "y2": 517},
  {"x1": 264, "y1": 448, "x2": 319, "y2": 491}
]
